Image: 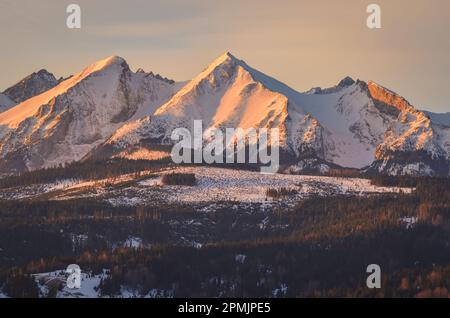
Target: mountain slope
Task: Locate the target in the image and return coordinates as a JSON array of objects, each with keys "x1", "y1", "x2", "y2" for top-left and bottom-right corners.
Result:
[
  {"x1": 0, "y1": 56, "x2": 179, "y2": 172},
  {"x1": 96, "y1": 53, "x2": 393, "y2": 170},
  {"x1": 367, "y1": 85, "x2": 450, "y2": 176},
  {"x1": 0, "y1": 53, "x2": 448, "y2": 176},
  {"x1": 3, "y1": 69, "x2": 60, "y2": 104},
  {"x1": 96, "y1": 52, "x2": 450, "y2": 176},
  {"x1": 424, "y1": 111, "x2": 450, "y2": 127},
  {"x1": 0, "y1": 93, "x2": 16, "y2": 113}
]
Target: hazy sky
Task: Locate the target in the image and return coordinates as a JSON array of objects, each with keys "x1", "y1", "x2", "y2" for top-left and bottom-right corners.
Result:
[{"x1": 0, "y1": 0, "x2": 449, "y2": 112}]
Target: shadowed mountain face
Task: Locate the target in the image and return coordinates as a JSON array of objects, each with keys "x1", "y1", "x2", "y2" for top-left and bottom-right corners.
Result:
[
  {"x1": 3, "y1": 69, "x2": 60, "y2": 104},
  {"x1": 0, "y1": 53, "x2": 449, "y2": 176},
  {"x1": 424, "y1": 111, "x2": 450, "y2": 127},
  {"x1": 0, "y1": 93, "x2": 16, "y2": 113}
]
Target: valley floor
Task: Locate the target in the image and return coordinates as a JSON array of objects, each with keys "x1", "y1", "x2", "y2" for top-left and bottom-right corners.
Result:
[{"x1": 0, "y1": 166, "x2": 412, "y2": 207}]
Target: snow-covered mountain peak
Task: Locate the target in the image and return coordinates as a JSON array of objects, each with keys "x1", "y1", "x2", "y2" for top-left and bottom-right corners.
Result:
[
  {"x1": 304, "y1": 76, "x2": 357, "y2": 95},
  {"x1": 0, "y1": 55, "x2": 180, "y2": 172},
  {"x1": 69, "y1": 54, "x2": 450, "y2": 176},
  {"x1": 209, "y1": 51, "x2": 238, "y2": 67},
  {"x1": 0, "y1": 53, "x2": 448, "y2": 176},
  {"x1": 73, "y1": 55, "x2": 128, "y2": 82},
  {"x1": 184, "y1": 52, "x2": 295, "y2": 97},
  {"x1": 103, "y1": 55, "x2": 385, "y2": 169},
  {"x1": 103, "y1": 52, "x2": 293, "y2": 155},
  {"x1": 152, "y1": 52, "x2": 293, "y2": 124},
  {"x1": 0, "y1": 56, "x2": 130, "y2": 129},
  {"x1": 93, "y1": 55, "x2": 127, "y2": 69}
]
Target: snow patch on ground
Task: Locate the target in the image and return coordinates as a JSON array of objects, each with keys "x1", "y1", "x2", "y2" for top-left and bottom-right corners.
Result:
[
  {"x1": 400, "y1": 216, "x2": 418, "y2": 229},
  {"x1": 235, "y1": 254, "x2": 247, "y2": 264},
  {"x1": 33, "y1": 270, "x2": 108, "y2": 298},
  {"x1": 272, "y1": 283, "x2": 288, "y2": 297}
]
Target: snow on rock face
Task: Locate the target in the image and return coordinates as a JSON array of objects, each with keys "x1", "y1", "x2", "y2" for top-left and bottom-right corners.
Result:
[
  {"x1": 3, "y1": 69, "x2": 59, "y2": 104},
  {"x1": 0, "y1": 52, "x2": 448, "y2": 176},
  {"x1": 103, "y1": 52, "x2": 291, "y2": 152},
  {"x1": 369, "y1": 82, "x2": 438, "y2": 157},
  {"x1": 287, "y1": 81, "x2": 395, "y2": 168},
  {"x1": 103, "y1": 52, "x2": 450, "y2": 176},
  {"x1": 154, "y1": 52, "x2": 291, "y2": 136},
  {"x1": 0, "y1": 56, "x2": 178, "y2": 172},
  {"x1": 367, "y1": 81, "x2": 416, "y2": 114},
  {"x1": 102, "y1": 52, "x2": 411, "y2": 172},
  {"x1": 366, "y1": 83, "x2": 450, "y2": 176}
]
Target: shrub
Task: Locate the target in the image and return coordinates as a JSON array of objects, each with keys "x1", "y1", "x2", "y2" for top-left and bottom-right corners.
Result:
[
  {"x1": 266, "y1": 187, "x2": 298, "y2": 199},
  {"x1": 327, "y1": 168, "x2": 362, "y2": 178},
  {"x1": 3, "y1": 272, "x2": 39, "y2": 298},
  {"x1": 161, "y1": 173, "x2": 196, "y2": 186}
]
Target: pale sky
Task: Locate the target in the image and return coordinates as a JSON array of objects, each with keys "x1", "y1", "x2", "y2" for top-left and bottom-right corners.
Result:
[{"x1": 0, "y1": 0, "x2": 449, "y2": 112}]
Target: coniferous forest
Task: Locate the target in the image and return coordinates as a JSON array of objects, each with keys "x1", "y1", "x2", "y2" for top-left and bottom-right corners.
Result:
[{"x1": 0, "y1": 159, "x2": 449, "y2": 298}]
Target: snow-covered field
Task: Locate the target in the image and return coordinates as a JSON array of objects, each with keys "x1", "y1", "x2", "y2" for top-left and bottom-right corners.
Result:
[
  {"x1": 75, "y1": 166, "x2": 412, "y2": 206},
  {"x1": 0, "y1": 166, "x2": 413, "y2": 206},
  {"x1": 0, "y1": 169, "x2": 159, "y2": 201},
  {"x1": 148, "y1": 166, "x2": 412, "y2": 203}
]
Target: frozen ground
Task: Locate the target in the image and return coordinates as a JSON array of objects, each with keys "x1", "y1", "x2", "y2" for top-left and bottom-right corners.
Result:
[
  {"x1": 145, "y1": 166, "x2": 412, "y2": 203},
  {"x1": 98, "y1": 166, "x2": 413, "y2": 206},
  {"x1": 66, "y1": 166, "x2": 413, "y2": 207},
  {"x1": 0, "y1": 166, "x2": 413, "y2": 206}
]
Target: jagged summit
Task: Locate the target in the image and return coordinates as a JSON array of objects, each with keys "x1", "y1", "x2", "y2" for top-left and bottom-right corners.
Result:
[
  {"x1": 210, "y1": 51, "x2": 238, "y2": 66},
  {"x1": 74, "y1": 55, "x2": 129, "y2": 80},
  {"x1": 16, "y1": 69, "x2": 56, "y2": 84},
  {"x1": 97, "y1": 55, "x2": 127, "y2": 67},
  {"x1": 0, "y1": 56, "x2": 129, "y2": 128},
  {"x1": 367, "y1": 81, "x2": 417, "y2": 113},
  {"x1": 3, "y1": 68, "x2": 59, "y2": 104},
  {"x1": 305, "y1": 76, "x2": 357, "y2": 95},
  {"x1": 154, "y1": 51, "x2": 297, "y2": 123},
  {"x1": 34, "y1": 69, "x2": 56, "y2": 80},
  {"x1": 338, "y1": 76, "x2": 355, "y2": 87},
  {"x1": 177, "y1": 51, "x2": 304, "y2": 105}
]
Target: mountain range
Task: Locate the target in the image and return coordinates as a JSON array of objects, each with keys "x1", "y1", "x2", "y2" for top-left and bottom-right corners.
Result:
[{"x1": 0, "y1": 52, "x2": 449, "y2": 176}]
